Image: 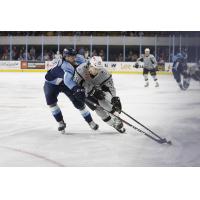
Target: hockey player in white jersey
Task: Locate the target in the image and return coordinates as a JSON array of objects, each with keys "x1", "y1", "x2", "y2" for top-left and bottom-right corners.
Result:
[
  {"x1": 135, "y1": 48, "x2": 159, "y2": 87},
  {"x1": 54, "y1": 51, "x2": 62, "y2": 60},
  {"x1": 74, "y1": 56, "x2": 126, "y2": 133}
]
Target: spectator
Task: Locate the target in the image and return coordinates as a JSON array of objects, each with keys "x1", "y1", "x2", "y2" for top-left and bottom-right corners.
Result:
[
  {"x1": 1, "y1": 52, "x2": 9, "y2": 60},
  {"x1": 12, "y1": 46, "x2": 18, "y2": 60},
  {"x1": 117, "y1": 53, "x2": 123, "y2": 61},
  {"x1": 92, "y1": 50, "x2": 97, "y2": 57},
  {"x1": 43, "y1": 51, "x2": 50, "y2": 61},
  {"x1": 18, "y1": 52, "x2": 24, "y2": 60},
  {"x1": 1, "y1": 46, "x2": 9, "y2": 60},
  {"x1": 54, "y1": 51, "x2": 62, "y2": 60},
  {"x1": 127, "y1": 51, "x2": 133, "y2": 61},
  {"x1": 99, "y1": 49, "x2": 105, "y2": 61},
  {"x1": 22, "y1": 51, "x2": 31, "y2": 60},
  {"x1": 132, "y1": 54, "x2": 138, "y2": 61},
  {"x1": 30, "y1": 46, "x2": 36, "y2": 60}
]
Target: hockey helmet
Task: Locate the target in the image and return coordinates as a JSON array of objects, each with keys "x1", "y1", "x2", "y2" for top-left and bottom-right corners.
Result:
[
  {"x1": 89, "y1": 56, "x2": 103, "y2": 69},
  {"x1": 145, "y1": 48, "x2": 150, "y2": 53},
  {"x1": 63, "y1": 48, "x2": 77, "y2": 57}
]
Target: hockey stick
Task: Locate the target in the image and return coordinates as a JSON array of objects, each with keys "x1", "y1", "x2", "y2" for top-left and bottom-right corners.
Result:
[
  {"x1": 121, "y1": 110, "x2": 172, "y2": 144},
  {"x1": 85, "y1": 99, "x2": 171, "y2": 144},
  {"x1": 102, "y1": 98, "x2": 172, "y2": 145}
]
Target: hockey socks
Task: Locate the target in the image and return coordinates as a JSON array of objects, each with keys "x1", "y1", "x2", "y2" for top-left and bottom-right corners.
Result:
[
  {"x1": 79, "y1": 107, "x2": 93, "y2": 123},
  {"x1": 50, "y1": 104, "x2": 63, "y2": 122}
]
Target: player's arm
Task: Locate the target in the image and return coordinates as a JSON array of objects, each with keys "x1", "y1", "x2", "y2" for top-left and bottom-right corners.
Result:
[
  {"x1": 63, "y1": 71, "x2": 77, "y2": 89},
  {"x1": 150, "y1": 55, "x2": 157, "y2": 68},
  {"x1": 137, "y1": 55, "x2": 144, "y2": 62},
  {"x1": 101, "y1": 77, "x2": 116, "y2": 97},
  {"x1": 101, "y1": 76, "x2": 122, "y2": 113},
  {"x1": 61, "y1": 63, "x2": 77, "y2": 89},
  {"x1": 62, "y1": 63, "x2": 85, "y2": 101},
  {"x1": 73, "y1": 63, "x2": 86, "y2": 86},
  {"x1": 135, "y1": 55, "x2": 143, "y2": 68},
  {"x1": 173, "y1": 61, "x2": 180, "y2": 71}
]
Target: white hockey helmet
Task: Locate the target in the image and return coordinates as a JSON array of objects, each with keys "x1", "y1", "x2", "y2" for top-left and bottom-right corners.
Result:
[
  {"x1": 145, "y1": 48, "x2": 150, "y2": 53},
  {"x1": 89, "y1": 56, "x2": 103, "y2": 69}
]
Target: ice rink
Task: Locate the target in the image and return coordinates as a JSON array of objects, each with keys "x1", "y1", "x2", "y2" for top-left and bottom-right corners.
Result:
[{"x1": 0, "y1": 72, "x2": 200, "y2": 167}]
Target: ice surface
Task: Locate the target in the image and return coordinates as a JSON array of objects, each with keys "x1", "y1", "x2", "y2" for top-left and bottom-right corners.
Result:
[{"x1": 0, "y1": 73, "x2": 200, "y2": 166}]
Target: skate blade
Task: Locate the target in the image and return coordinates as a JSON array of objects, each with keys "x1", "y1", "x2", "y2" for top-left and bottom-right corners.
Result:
[
  {"x1": 60, "y1": 129, "x2": 66, "y2": 134},
  {"x1": 118, "y1": 128, "x2": 127, "y2": 134}
]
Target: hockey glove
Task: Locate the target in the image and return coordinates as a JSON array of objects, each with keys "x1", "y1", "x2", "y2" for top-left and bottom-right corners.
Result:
[
  {"x1": 111, "y1": 96, "x2": 122, "y2": 113},
  {"x1": 135, "y1": 63, "x2": 139, "y2": 68},
  {"x1": 90, "y1": 88, "x2": 105, "y2": 100},
  {"x1": 72, "y1": 85, "x2": 86, "y2": 102}
]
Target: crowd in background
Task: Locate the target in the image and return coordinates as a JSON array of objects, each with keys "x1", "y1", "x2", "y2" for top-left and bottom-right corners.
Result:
[
  {"x1": 0, "y1": 31, "x2": 200, "y2": 37},
  {"x1": 0, "y1": 45, "x2": 170, "y2": 63},
  {"x1": 0, "y1": 31, "x2": 199, "y2": 62}
]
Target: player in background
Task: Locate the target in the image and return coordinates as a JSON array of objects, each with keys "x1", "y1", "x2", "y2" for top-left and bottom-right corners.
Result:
[
  {"x1": 54, "y1": 51, "x2": 62, "y2": 60},
  {"x1": 172, "y1": 50, "x2": 190, "y2": 90},
  {"x1": 44, "y1": 48, "x2": 98, "y2": 134},
  {"x1": 74, "y1": 56, "x2": 126, "y2": 133},
  {"x1": 51, "y1": 51, "x2": 63, "y2": 66},
  {"x1": 135, "y1": 48, "x2": 159, "y2": 87},
  {"x1": 188, "y1": 60, "x2": 200, "y2": 82}
]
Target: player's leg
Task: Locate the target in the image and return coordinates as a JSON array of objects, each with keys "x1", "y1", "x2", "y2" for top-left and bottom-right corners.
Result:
[
  {"x1": 95, "y1": 107, "x2": 126, "y2": 133},
  {"x1": 182, "y1": 70, "x2": 191, "y2": 90},
  {"x1": 43, "y1": 82, "x2": 66, "y2": 133},
  {"x1": 63, "y1": 89, "x2": 99, "y2": 130},
  {"x1": 150, "y1": 68, "x2": 159, "y2": 87},
  {"x1": 86, "y1": 96, "x2": 113, "y2": 126},
  {"x1": 91, "y1": 92, "x2": 125, "y2": 133},
  {"x1": 172, "y1": 68, "x2": 184, "y2": 90},
  {"x1": 104, "y1": 92, "x2": 125, "y2": 133},
  {"x1": 143, "y1": 68, "x2": 149, "y2": 87}
]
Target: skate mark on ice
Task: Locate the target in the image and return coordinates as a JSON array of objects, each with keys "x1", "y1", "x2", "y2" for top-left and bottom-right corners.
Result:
[{"x1": 0, "y1": 145, "x2": 65, "y2": 167}]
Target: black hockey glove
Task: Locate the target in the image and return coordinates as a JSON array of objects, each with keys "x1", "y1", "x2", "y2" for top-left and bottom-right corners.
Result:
[
  {"x1": 90, "y1": 87, "x2": 105, "y2": 100},
  {"x1": 72, "y1": 85, "x2": 85, "y2": 102},
  {"x1": 135, "y1": 63, "x2": 139, "y2": 68},
  {"x1": 111, "y1": 96, "x2": 122, "y2": 113}
]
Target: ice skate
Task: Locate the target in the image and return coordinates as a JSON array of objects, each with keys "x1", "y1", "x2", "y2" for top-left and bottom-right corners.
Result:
[
  {"x1": 178, "y1": 83, "x2": 185, "y2": 90},
  {"x1": 89, "y1": 121, "x2": 99, "y2": 130},
  {"x1": 183, "y1": 78, "x2": 190, "y2": 90},
  {"x1": 58, "y1": 121, "x2": 66, "y2": 134},
  {"x1": 155, "y1": 82, "x2": 159, "y2": 87},
  {"x1": 113, "y1": 117, "x2": 126, "y2": 133},
  {"x1": 144, "y1": 81, "x2": 149, "y2": 87}
]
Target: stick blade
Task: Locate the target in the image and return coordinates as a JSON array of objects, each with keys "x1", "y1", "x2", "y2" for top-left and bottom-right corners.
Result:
[{"x1": 159, "y1": 138, "x2": 172, "y2": 145}]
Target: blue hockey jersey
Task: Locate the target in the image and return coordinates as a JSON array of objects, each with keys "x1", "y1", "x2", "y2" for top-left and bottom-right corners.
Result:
[
  {"x1": 45, "y1": 59, "x2": 77, "y2": 89},
  {"x1": 172, "y1": 52, "x2": 187, "y2": 70}
]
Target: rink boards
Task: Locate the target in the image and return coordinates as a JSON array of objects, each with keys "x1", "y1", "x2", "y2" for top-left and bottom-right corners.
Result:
[
  {"x1": 0, "y1": 69, "x2": 172, "y2": 74},
  {"x1": 0, "y1": 60, "x2": 173, "y2": 74}
]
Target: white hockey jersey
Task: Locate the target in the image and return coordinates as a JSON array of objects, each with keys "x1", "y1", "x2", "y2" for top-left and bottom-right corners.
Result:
[
  {"x1": 137, "y1": 54, "x2": 157, "y2": 70},
  {"x1": 74, "y1": 63, "x2": 116, "y2": 97}
]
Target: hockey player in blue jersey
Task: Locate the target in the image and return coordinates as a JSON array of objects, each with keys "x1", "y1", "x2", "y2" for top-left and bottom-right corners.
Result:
[
  {"x1": 43, "y1": 48, "x2": 98, "y2": 134},
  {"x1": 172, "y1": 50, "x2": 190, "y2": 90}
]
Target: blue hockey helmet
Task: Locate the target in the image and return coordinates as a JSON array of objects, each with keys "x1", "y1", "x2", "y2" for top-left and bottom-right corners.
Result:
[{"x1": 63, "y1": 48, "x2": 77, "y2": 57}]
